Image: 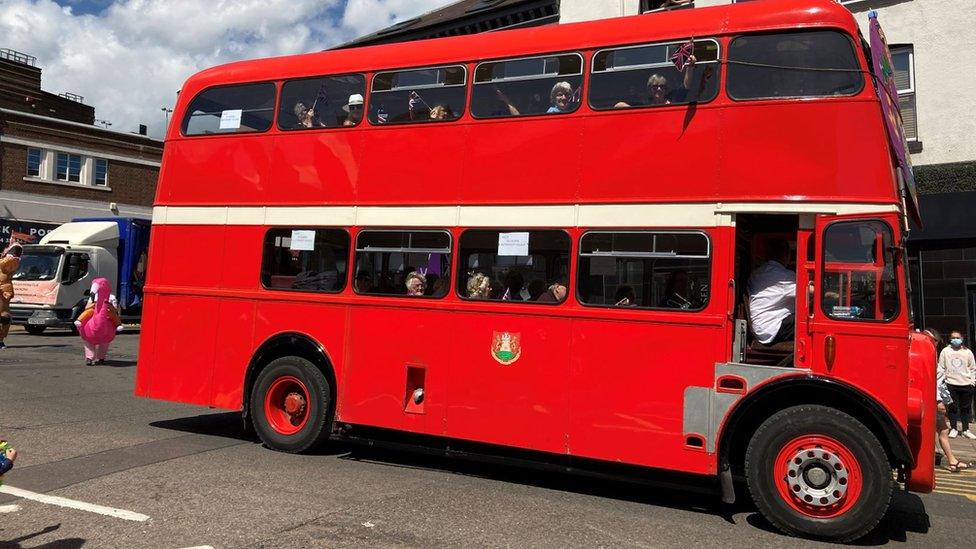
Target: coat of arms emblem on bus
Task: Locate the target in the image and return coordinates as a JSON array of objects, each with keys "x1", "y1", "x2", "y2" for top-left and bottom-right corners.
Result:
[{"x1": 491, "y1": 331, "x2": 521, "y2": 365}]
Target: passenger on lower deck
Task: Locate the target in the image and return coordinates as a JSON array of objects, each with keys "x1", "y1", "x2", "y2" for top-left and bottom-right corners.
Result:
[{"x1": 747, "y1": 239, "x2": 796, "y2": 345}]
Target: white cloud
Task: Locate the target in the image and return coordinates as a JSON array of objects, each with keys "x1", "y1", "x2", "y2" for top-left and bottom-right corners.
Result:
[{"x1": 0, "y1": 0, "x2": 455, "y2": 137}]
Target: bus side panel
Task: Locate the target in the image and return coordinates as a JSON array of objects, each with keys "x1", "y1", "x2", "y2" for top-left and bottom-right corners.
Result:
[
  {"x1": 133, "y1": 292, "x2": 159, "y2": 398},
  {"x1": 339, "y1": 305, "x2": 451, "y2": 436},
  {"x1": 358, "y1": 126, "x2": 465, "y2": 205},
  {"x1": 579, "y1": 108, "x2": 721, "y2": 202},
  {"x1": 720, "y1": 102, "x2": 894, "y2": 203},
  {"x1": 219, "y1": 225, "x2": 264, "y2": 291},
  {"x1": 209, "y1": 298, "x2": 257, "y2": 410},
  {"x1": 153, "y1": 225, "x2": 225, "y2": 289},
  {"x1": 463, "y1": 118, "x2": 581, "y2": 205},
  {"x1": 251, "y1": 300, "x2": 349, "y2": 396},
  {"x1": 272, "y1": 132, "x2": 361, "y2": 205},
  {"x1": 445, "y1": 311, "x2": 571, "y2": 454},
  {"x1": 162, "y1": 138, "x2": 272, "y2": 205},
  {"x1": 568, "y1": 317, "x2": 724, "y2": 473},
  {"x1": 147, "y1": 294, "x2": 219, "y2": 405}
]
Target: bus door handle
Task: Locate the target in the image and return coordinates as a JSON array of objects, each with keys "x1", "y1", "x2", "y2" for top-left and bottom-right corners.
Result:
[{"x1": 727, "y1": 278, "x2": 736, "y2": 320}]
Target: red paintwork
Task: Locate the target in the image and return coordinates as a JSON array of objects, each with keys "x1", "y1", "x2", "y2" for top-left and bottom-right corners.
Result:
[
  {"x1": 773, "y1": 435, "x2": 863, "y2": 519},
  {"x1": 135, "y1": 0, "x2": 932, "y2": 493},
  {"x1": 264, "y1": 375, "x2": 310, "y2": 435}
]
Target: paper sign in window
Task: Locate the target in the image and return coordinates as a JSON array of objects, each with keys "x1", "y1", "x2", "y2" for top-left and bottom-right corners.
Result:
[
  {"x1": 290, "y1": 230, "x2": 316, "y2": 251},
  {"x1": 498, "y1": 232, "x2": 529, "y2": 256},
  {"x1": 589, "y1": 256, "x2": 617, "y2": 276},
  {"x1": 219, "y1": 109, "x2": 243, "y2": 129}
]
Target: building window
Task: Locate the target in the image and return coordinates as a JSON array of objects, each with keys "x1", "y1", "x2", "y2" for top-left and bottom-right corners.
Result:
[
  {"x1": 56, "y1": 152, "x2": 82, "y2": 183},
  {"x1": 94, "y1": 158, "x2": 108, "y2": 186},
  {"x1": 891, "y1": 46, "x2": 917, "y2": 140},
  {"x1": 26, "y1": 148, "x2": 42, "y2": 177},
  {"x1": 641, "y1": 0, "x2": 694, "y2": 13}
]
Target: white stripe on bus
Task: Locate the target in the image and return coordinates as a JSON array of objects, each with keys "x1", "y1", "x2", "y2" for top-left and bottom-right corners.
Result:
[{"x1": 151, "y1": 203, "x2": 900, "y2": 228}]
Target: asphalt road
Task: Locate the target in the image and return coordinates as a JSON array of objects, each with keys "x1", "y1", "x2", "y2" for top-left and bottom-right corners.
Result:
[{"x1": 1, "y1": 328, "x2": 974, "y2": 548}]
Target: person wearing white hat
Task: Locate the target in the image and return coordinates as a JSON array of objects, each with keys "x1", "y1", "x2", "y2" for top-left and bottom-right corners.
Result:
[{"x1": 343, "y1": 93, "x2": 364, "y2": 126}]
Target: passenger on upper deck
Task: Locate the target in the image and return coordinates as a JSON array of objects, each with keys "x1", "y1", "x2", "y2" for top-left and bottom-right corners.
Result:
[
  {"x1": 747, "y1": 239, "x2": 796, "y2": 345},
  {"x1": 614, "y1": 285, "x2": 637, "y2": 307},
  {"x1": 293, "y1": 102, "x2": 320, "y2": 128},
  {"x1": 546, "y1": 82, "x2": 575, "y2": 113},
  {"x1": 342, "y1": 94, "x2": 364, "y2": 126},
  {"x1": 614, "y1": 55, "x2": 696, "y2": 108},
  {"x1": 429, "y1": 105, "x2": 454, "y2": 121}
]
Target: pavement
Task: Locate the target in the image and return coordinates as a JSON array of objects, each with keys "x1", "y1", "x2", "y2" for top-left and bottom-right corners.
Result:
[{"x1": 0, "y1": 326, "x2": 975, "y2": 548}]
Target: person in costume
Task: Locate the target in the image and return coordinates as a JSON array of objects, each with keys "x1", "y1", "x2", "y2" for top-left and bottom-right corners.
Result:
[
  {"x1": 0, "y1": 243, "x2": 23, "y2": 350},
  {"x1": 74, "y1": 277, "x2": 123, "y2": 366}
]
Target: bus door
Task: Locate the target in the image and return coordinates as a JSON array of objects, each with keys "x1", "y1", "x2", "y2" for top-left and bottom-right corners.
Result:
[{"x1": 809, "y1": 213, "x2": 909, "y2": 404}]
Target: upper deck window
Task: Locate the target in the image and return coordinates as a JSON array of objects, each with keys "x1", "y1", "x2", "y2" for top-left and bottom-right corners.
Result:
[
  {"x1": 368, "y1": 65, "x2": 466, "y2": 125},
  {"x1": 278, "y1": 74, "x2": 367, "y2": 130},
  {"x1": 590, "y1": 39, "x2": 720, "y2": 110},
  {"x1": 727, "y1": 30, "x2": 864, "y2": 100},
  {"x1": 471, "y1": 53, "x2": 583, "y2": 118},
  {"x1": 182, "y1": 82, "x2": 276, "y2": 136}
]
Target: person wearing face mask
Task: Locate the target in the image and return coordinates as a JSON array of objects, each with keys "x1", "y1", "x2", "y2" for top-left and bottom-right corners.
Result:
[{"x1": 938, "y1": 330, "x2": 976, "y2": 439}]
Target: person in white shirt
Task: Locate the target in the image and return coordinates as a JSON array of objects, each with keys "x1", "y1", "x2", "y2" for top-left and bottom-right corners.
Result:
[
  {"x1": 938, "y1": 330, "x2": 976, "y2": 439},
  {"x1": 747, "y1": 239, "x2": 796, "y2": 345}
]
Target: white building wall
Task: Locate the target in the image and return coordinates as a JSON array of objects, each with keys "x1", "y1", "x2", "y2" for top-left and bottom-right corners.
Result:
[{"x1": 557, "y1": 0, "x2": 976, "y2": 167}]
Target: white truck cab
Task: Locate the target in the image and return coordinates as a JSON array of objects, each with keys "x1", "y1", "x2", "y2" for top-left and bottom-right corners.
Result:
[{"x1": 10, "y1": 222, "x2": 120, "y2": 334}]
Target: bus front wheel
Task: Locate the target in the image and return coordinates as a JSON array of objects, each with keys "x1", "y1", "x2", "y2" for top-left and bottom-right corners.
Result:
[
  {"x1": 250, "y1": 356, "x2": 333, "y2": 453},
  {"x1": 744, "y1": 405, "x2": 892, "y2": 543}
]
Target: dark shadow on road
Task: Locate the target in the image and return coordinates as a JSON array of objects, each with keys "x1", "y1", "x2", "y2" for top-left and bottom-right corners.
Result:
[
  {"x1": 101, "y1": 359, "x2": 136, "y2": 368},
  {"x1": 150, "y1": 412, "x2": 254, "y2": 442},
  {"x1": 1, "y1": 345, "x2": 70, "y2": 350},
  {"x1": 0, "y1": 523, "x2": 85, "y2": 549}
]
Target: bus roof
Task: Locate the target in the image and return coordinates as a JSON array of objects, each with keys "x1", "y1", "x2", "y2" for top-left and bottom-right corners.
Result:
[{"x1": 180, "y1": 0, "x2": 859, "y2": 95}]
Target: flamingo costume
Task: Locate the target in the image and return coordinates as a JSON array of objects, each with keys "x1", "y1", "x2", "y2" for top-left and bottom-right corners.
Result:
[{"x1": 75, "y1": 277, "x2": 122, "y2": 364}]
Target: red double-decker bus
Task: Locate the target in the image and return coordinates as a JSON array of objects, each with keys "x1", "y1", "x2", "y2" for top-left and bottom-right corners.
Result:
[{"x1": 136, "y1": 0, "x2": 934, "y2": 541}]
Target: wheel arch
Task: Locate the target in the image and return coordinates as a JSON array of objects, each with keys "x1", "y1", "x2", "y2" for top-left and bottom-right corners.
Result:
[
  {"x1": 719, "y1": 376, "x2": 912, "y2": 475},
  {"x1": 242, "y1": 332, "x2": 337, "y2": 428}
]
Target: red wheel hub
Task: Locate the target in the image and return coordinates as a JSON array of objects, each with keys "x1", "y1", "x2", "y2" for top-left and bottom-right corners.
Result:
[
  {"x1": 773, "y1": 435, "x2": 862, "y2": 519},
  {"x1": 263, "y1": 375, "x2": 310, "y2": 435}
]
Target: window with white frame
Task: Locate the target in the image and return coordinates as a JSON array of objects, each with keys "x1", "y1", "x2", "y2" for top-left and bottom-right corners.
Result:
[
  {"x1": 56, "y1": 152, "x2": 82, "y2": 183},
  {"x1": 26, "y1": 148, "x2": 42, "y2": 177},
  {"x1": 890, "y1": 46, "x2": 917, "y2": 141},
  {"x1": 94, "y1": 158, "x2": 108, "y2": 186}
]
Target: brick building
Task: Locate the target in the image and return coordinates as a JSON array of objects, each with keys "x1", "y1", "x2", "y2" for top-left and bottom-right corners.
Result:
[{"x1": 0, "y1": 48, "x2": 162, "y2": 248}]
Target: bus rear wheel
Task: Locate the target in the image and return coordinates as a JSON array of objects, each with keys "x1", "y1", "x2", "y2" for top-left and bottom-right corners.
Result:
[
  {"x1": 250, "y1": 356, "x2": 333, "y2": 453},
  {"x1": 744, "y1": 405, "x2": 892, "y2": 543}
]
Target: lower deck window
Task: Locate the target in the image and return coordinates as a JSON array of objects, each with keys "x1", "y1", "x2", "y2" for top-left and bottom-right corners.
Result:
[
  {"x1": 458, "y1": 230, "x2": 570, "y2": 303},
  {"x1": 577, "y1": 231, "x2": 710, "y2": 310},
  {"x1": 354, "y1": 230, "x2": 452, "y2": 297},
  {"x1": 261, "y1": 228, "x2": 350, "y2": 292}
]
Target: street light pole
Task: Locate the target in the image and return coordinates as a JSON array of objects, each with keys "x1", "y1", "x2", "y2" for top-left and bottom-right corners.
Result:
[{"x1": 161, "y1": 107, "x2": 173, "y2": 129}]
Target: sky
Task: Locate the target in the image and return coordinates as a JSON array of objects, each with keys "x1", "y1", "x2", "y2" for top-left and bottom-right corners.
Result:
[{"x1": 0, "y1": 0, "x2": 456, "y2": 138}]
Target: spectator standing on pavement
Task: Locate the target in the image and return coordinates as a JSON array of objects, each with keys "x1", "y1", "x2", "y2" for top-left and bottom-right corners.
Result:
[
  {"x1": 938, "y1": 330, "x2": 976, "y2": 439},
  {"x1": 927, "y1": 329, "x2": 969, "y2": 471},
  {"x1": 0, "y1": 243, "x2": 23, "y2": 350}
]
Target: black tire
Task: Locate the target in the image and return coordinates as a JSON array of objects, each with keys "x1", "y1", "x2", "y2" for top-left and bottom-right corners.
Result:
[
  {"x1": 24, "y1": 325, "x2": 46, "y2": 335},
  {"x1": 744, "y1": 405, "x2": 892, "y2": 543},
  {"x1": 250, "y1": 356, "x2": 333, "y2": 453}
]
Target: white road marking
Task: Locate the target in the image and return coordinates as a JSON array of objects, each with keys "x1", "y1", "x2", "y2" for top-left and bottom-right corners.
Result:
[
  {"x1": 0, "y1": 503, "x2": 21, "y2": 513},
  {"x1": 362, "y1": 521, "x2": 375, "y2": 528},
  {"x1": 0, "y1": 485, "x2": 149, "y2": 522}
]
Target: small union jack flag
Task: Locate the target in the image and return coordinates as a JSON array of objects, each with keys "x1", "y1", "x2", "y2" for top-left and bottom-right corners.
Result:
[
  {"x1": 377, "y1": 104, "x2": 388, "y2": 123},
  {"x1": 408, "y1": 91, "x2": 421, "y2": 111},
  {"x1": 670, "y1": 37, "x2": 695, "y2": 71}
]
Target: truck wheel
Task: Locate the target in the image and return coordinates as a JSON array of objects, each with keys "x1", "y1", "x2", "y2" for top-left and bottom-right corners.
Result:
[
  {"x1": 24, "y1": 325, "x2": 46, "y2": 335},
  {"x1": 250, "y1": 356, "x2": 333, "y2": 453},
  {"x1": 744, "y1": 405, "x2": 892, "y2": 542}
]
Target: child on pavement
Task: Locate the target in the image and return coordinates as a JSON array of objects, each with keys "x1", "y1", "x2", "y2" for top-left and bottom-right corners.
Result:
[{"x1": 938, "y1": 331, "x2": 976, "y2": 439}]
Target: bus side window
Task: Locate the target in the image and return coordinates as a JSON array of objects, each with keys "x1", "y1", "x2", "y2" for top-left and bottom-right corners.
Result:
[
  {"x1": 368, "y1": 65, "x2": 467, "y2": 125},
  {"x1": 727, "y1": 30, "x2": 864, "y2": 100},
  {"x1": 181, "y1": 82, "x2": 276, "y2": 136},
  {"x1": 278, "y1": 74, "x2": 367, "y2": 130},
  {"x1": 471, "y1": 54, "x2": 583, "y2": 118},
  {"x1": 577, "y1": 231, "x2": 710, "y2": 310},
  {"x1": 458, "y1": 230, "x2": 570, "y2": 303},
  {"x1": 589, "y1": 39, "x2": 721, "y2": 111},
  {"x1": 821, "y1": 220, "x2": 898, "y2": 321},
  {"x1": 354, "y1": 230, "x2": 452, "y2": 297},
  {"x1": 261, "y1": 228, "x2": 350, "y2": 293}
]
